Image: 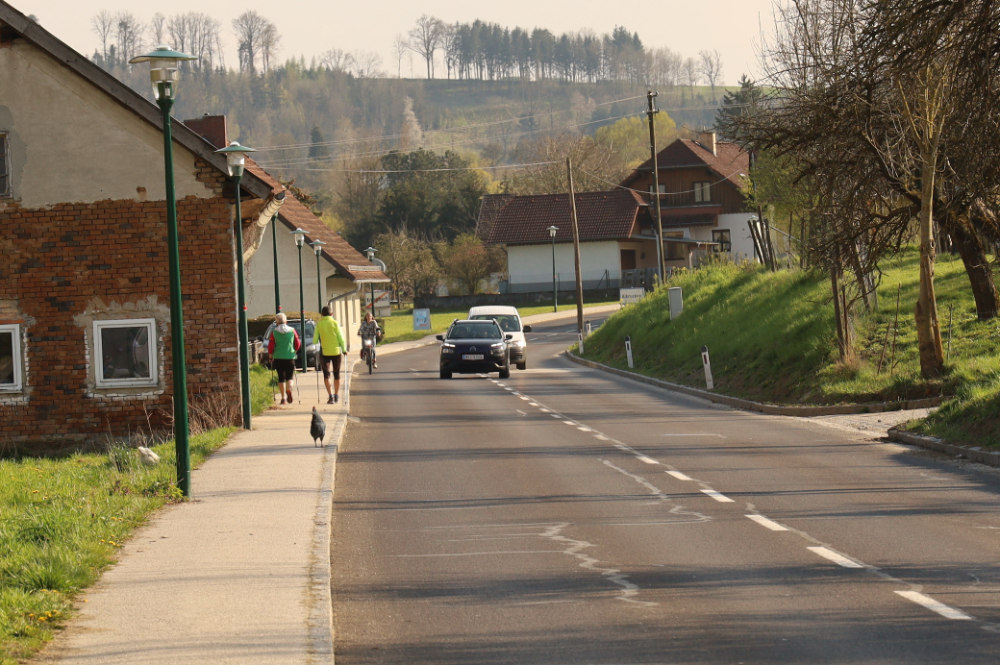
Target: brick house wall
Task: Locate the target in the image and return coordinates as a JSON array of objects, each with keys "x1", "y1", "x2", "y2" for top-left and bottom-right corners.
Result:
[{"x1": 0, "y1": 163, "x2": 242, "y2": 451}]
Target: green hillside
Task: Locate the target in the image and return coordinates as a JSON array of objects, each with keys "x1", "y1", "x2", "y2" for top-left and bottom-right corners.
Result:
[{"x1": 580, "y1": 249, "x2": 1000, "y2": 448}]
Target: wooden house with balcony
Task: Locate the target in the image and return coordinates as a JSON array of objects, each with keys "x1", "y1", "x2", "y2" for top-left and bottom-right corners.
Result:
[{"x1": 620, "y1": 131, "x2": 755, "y2": 267}]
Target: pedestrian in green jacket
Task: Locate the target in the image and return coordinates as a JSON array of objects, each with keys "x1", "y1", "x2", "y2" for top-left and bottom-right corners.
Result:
[
  {"x1": 268, "y1": 312, "x2": 301, "y2": 405},
  {"x1": 313, "y1": 306, "x2": 347, "y2": 404}
]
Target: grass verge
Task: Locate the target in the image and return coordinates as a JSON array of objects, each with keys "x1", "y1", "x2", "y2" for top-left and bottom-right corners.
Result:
[
  {"x1": 579, "y1": 248, "x2": 1000, "y2": 448},
  {"x1": 0, "y1": 368, "x2": 275, "y2": 663}
]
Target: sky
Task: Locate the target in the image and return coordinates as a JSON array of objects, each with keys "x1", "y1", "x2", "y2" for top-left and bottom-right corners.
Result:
[{"x1": 17, "y1": 0, "x2": 781, "y2": 85}]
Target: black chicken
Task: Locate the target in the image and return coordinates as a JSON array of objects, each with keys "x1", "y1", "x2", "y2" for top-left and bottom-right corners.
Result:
[{"x1": 310, "y1": 407, "x2": 326, "y2": 447}]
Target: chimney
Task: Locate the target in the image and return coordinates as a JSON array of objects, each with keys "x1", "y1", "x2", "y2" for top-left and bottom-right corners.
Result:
[
  {"x1": 182, "y1": 114, "x2": 228, "y2": 149},
  {"x1": 698, "y1": 130, "x2": 717, "y2": 156}
]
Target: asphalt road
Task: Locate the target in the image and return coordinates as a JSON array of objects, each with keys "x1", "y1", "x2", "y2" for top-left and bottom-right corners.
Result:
[{"x1": 332, "y1": 313, "x2": 1000, "y2": 664}]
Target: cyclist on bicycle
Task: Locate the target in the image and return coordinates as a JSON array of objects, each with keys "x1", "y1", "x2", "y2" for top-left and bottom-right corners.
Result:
[{"x1": 358, "y1": 311, "x2": 381, "y2": 369}]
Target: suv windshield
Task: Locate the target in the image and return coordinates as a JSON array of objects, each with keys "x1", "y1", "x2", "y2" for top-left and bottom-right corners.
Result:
[
  {"x1": 448, "y1": 322, "x2": 502, "y2": 340},
  {"x1": 469, "y1": 314, "x2": 520, "y2": 332}
]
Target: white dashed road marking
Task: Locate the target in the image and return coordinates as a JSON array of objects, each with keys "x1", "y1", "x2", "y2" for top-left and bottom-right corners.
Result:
[
  {"x1": 666, "y1": 470, "x2": 694, "y2": 481},
  {"x1": 746, "y1": 514, "x2": 789, "y2": 532},
  {"x1": 701, "y1": 489, "x2": 735, "y2": 503},
  {"x1": 807, "y1": 546, "x2": 864, "y2": 568},
  {"x1": 895, "y1": 591, "x2": 973, "y2": 621},
  {"x1": 637, "y1": 456, "x2": 659, "y2": 465}
]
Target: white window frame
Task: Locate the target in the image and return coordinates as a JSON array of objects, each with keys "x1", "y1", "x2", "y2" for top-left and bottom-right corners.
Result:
[
  {"x1": 93, "y1": 318, "x2": 158, "y2": 388},
  {"x1": 694, "y1": 181, "x2": 711, "y2": 203},
  {"x1": 0, "y1": 323, "x2": 22, "y2": 392},
  {"x1": 0, "y1": 132, "x2": 10, "y2": 198}
]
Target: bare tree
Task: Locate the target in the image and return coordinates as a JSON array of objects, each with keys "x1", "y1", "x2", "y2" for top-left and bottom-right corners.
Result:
[
  {"x1": 392, "y1": 34, "x2": 409, "y2": 78},
  {"x1": 681, "y1": 57, "x2": 700, "y2": 99},
  {"x1": 232, "y1": 10, "x2": 272, "y2": 73},
  {"x1": 260, "y1": 19, "x2": 281, "y2": 72},
  {"x1": 91, "y1": 10, "x2": 114, "y2": 65},
  {"x1": 115, "y1": 11, "x2": 145, "y2": 65},
  {"x1": 149, "y1": 13, "x2": 165, "y2": 46},
  {"x1": 698, "y1": 49, "x2": 724, "y2": 101},
  {"x1": 320, "y1": 48, "x2": 353, "y2": 73},
  {"x1": 351, "y1": 51, "x2": 384, "y2": 78},
  {"x1": 409, "y1": 14, "x2": 444, "y2": 79}
]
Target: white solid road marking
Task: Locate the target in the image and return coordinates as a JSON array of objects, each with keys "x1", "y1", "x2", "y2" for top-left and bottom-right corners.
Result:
[
  {"x1": 746, "y1": 514, "x2": 789, "y2": 531},
  {"x1": 666, "y1": 470, "x2": 694, "y2": 481},
  {"x1": 807, "y1": 546, "x2": 864, "y2": 568},
  {"x1": 637, "y1": 455, "x2": 659, "y2": 465},
  {"x1": 701, "y1": 489, "x2": 735, "y2": 503},
  {"x1": 894, "y1": 591, "x2": 973, "y2": 621}
]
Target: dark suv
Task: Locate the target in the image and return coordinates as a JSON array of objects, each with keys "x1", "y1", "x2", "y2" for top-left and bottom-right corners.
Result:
[{"x1": 437, "y1": 319, "x2": 512, "y2": 379}]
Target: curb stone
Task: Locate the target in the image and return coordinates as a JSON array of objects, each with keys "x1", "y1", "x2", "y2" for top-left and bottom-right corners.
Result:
[
  {"x1": 888, "y1": 427, "x2": 1000, "y2": 468},
  {"x1": 564, "y1": 350, "x2": 947, "y2": 417}
]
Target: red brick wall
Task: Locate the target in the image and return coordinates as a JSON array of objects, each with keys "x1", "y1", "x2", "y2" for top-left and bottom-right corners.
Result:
[{"x1": 0, "y1": 179, "x2": 241, "y2": 451}]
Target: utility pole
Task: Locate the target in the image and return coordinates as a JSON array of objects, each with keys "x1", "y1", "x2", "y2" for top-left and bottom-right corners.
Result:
[
  {"x1": 567, "y1": 157, "x2": 584, "y2": 333},
  {"x1": 647, "y1": 90, "x2": 666, "y2": 282}
]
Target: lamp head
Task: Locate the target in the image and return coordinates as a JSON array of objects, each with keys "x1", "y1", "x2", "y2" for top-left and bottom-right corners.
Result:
[
  {"x1": 215, "y1": 141, "x2": 256, "y2": 178},
  {"x1": 310, "y1": 239, "x2": 326, "y2": 256},
  {"x1": 129, "y1": 45, "x2": 197, "y2": 101},
  {"x1": 364, "y1": 246, "x2": 377, "y2": 262},
  {"x1": 291, "y1": 228, "x2": 307, "y2": 247},
  {"x1": 547, "y1": 225, "x2": 559, "y2": 239}
]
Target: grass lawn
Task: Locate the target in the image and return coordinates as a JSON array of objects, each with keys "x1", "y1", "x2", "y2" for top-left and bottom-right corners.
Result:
[
  {"x1": 380, "y1": 298, "x2": 620, "y2": 344},
  {"x1": 579, "y1": 248, "x2": 1000, "y2": 448},
  {"x1": 0, "y1": 366, "x2": 275, "y2": 664}
]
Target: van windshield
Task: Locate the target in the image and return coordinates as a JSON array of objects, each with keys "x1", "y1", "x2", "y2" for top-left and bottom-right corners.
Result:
[{"x1": 470, "y1": 314, "x2": 520, "y2": 332}]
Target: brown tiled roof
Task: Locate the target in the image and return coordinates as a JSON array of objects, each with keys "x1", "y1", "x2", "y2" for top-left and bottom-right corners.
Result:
[
  {"x1": 484, "y1": 190, "x2": 644, "y2": 245},
  {"x1": 623, "y1": 138, "x2": 750, "y2": 190},
  {"x1": 244, "y1": 160, "x2": 389, "y2": 283}
]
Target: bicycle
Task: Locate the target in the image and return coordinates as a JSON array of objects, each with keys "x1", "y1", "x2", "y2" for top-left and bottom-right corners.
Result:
[{"x1": 361, "y1": 337, "x2": 376, "y2": 374}]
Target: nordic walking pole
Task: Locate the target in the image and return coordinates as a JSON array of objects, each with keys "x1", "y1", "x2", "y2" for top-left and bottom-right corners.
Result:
[{"x1": 315, "y1": 354, "x2": 321, "y2": 404}]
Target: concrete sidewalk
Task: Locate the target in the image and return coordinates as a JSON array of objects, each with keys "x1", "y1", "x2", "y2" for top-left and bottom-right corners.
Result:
[{"x1": 38, "y1": 363, "x2": 354, "y2": 665}]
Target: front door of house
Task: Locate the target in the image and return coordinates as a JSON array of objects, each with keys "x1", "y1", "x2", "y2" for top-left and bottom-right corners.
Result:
[{"x1": 620, "y1": 249, "x2": 637, "y2": 271}]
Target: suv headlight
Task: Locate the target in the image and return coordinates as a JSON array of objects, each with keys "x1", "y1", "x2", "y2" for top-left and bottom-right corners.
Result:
[{"x1": 441, "y1": 343, "x2": 456, "y2": 354}]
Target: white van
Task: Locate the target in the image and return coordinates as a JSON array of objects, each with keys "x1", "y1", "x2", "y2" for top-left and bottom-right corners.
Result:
[{"x1": 467, "y1": 305, "x2": 531, "y2": 370}]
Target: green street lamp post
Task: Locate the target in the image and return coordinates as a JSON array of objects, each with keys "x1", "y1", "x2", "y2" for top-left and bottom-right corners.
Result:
[
  {"x1": 292, "y1": 228, "x2": 308, "y2": 372},
  {"x1": 548, "y1": 225, "x2": 559, "y2": 312},
  {"x1": 271, "y1": 214, "x2": 282, "y2": 312},
  {"x1": 216, "y1": 141, "x2": 256, "y2": 431},
  {"x1": 310, "y1": 240, "x2": 326, "y2": 313},
  {"x1": 129, "y1": 45, "x2": 198, "y2": 497},
  {"x1": 365, "y1": 246, "x2": 378, "y2": 318}
]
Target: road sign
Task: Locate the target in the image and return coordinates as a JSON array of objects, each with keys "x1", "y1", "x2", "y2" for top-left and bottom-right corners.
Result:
[
  {"x1": 413, "y1": 308, "x2": 431, "y2": 331},
  {"x1": 620, "y1": 287, "x2": 645, "y2": 308}
]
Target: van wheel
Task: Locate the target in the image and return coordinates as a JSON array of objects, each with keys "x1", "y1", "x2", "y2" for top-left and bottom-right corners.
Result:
[
  {"x1": 440, "y1": 370, "x2": 452, "y2": 379},
  {"x1": 516, "y1": 361, "x2": 526, "y2": 370}
]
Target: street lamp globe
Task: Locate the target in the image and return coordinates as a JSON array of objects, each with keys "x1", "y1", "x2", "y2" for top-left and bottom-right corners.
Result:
[
  {"x1": 364, "y1": 246, "x2": 377, "y2": 262},
  {"x1": 311, "y1": 239, "x2": 326, "y2": 256},
  {"x1": 548, "y1": 225, "x2": 558, "y2": 239},
  {"x1": 129, "y1": 45, "x2": 197, "y2": 101},
  {"x1": 292, "y1": 228, "x2": 307, "y2": 247},
  {"x1": 216, "y1": 141, "x2": 256, "y2": 178}
]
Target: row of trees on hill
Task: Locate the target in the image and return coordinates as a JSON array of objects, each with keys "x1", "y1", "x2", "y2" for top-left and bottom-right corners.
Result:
[
  {"x1": 402, "y1": 15, "x2": 724, "y2": 91},
  {"x1": 718, "y1": 0, "x2": 1000, "y2": 379},
  {"x1": 90, "y1": 9, "x2": 279, "y2": 73}
]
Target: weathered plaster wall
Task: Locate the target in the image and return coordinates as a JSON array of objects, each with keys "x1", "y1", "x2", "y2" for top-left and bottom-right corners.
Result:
[
  {"x1": 508, "y1": 241, "x2": 620, "y2": 292},
  {"x1": 0, "y1": 41, "x2": 215, "y2": 208}
]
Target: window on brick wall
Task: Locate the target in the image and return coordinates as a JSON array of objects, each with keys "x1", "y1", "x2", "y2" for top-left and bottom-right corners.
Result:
[
  {"x1": 94, "y1": 319, "x2": 157, "y2": 388},
  {"x1": 0, "y1": 324, "x2": 22, "y2": 392},
  {"x1": 0, "y1": 133, "x2": 9, "y2": 198}
]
